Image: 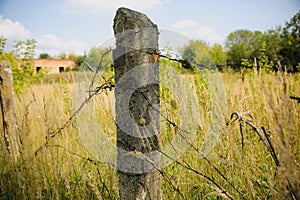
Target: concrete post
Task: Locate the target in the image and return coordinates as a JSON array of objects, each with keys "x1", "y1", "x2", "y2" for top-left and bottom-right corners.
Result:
[
  {"x1": 0, "y1": 61, "x2": 21, "y2": 160},
  {"x1": 113, "y1": 7, "x2": 162, "y2": 200}
]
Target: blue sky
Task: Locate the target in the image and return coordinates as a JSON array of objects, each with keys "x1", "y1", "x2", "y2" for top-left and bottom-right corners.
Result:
[{"x1": 0, "y1": 0, "x2": 299, "y2": 56}]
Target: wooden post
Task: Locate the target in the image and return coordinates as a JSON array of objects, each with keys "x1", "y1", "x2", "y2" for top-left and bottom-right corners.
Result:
[
  {"x1": 0, "y1": 61, "x2": 21, "y2": 160},
  {"x1": 113, "y1": 7, "x2": 162, "y2": 199}
]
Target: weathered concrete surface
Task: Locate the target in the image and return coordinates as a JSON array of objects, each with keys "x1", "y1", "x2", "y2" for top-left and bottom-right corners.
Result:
[
  {"x1": 0, "y1": 61, "x2": 21, "y2": 160},
  {"x1": 113, "y1": 7, "x2": 162, "y2": 200}
]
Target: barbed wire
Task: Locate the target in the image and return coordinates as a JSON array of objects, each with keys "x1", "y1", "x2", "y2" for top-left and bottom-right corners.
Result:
[
  {"x1": 0, "y1": 52, "x2": 115, "y2": 178},
  {"x1": 230, "y1": 112, "x2": 298, "y2": 199},
  {"x1": 1, "y1": 50, "x2": 238, "y2": 199},
  {"x1": 1, "y1": 50, "x2": 284, "y2": 199},
  {"x1": 140, "y1": 89, "x2": 246, "y2": 199}
]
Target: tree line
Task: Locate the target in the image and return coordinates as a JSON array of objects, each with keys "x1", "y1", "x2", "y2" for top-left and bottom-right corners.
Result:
[
  {"x1": 181, "y1": 11, "x2": 300, "y2": 72},
  {"x1": 0, "y1": 11, "x2": 299, "y2": 92}
]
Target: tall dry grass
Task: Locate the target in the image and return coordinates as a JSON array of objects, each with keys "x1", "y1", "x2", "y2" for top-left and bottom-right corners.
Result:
[{"x1": 0, "y1": 71, "x2": 299, "y2": 199}]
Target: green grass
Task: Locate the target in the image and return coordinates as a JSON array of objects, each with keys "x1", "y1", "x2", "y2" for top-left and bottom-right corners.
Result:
[{"x1": 1, "y1": 71, "x2": 299, "y2": 199}]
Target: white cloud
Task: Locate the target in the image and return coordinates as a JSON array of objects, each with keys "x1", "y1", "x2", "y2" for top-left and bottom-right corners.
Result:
[
  {"x1": 0, "y1": 16, "x2": 87, "y2": 56},
  {"x1": 62, "y1": 0, "x2": 165, "y2": 13},
  {"x1": 0, "y1": 15, "x2": 31, "y2": 40},
  {"x1": 37, "y1": 34, "x2": 88, "y2": 56},
  {"x1": 171, "y1": 19, "x2": 199, "y2": 29},
  {"x1": 171, "y1": 19, "x2": 224, "y2": 43},
  {"x1": 196, "y1": 27, "x2": 223, "y2": 43}
]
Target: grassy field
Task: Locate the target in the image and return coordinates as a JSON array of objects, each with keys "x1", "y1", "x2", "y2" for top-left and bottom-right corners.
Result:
[{"x1": 0, "y1": 70, "x2": 299, "y2": 199}]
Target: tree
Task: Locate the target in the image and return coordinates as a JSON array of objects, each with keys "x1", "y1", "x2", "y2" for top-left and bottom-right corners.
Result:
[
  {"x1": 72, "y1": 54, "x2": 87, "y2": 71},
  {"x1": 280, "y1": 11, "x2": 300, "y2": 71},
  {"x1": 0, "y1": 37, "x2": 19, "y2": 83},
  {"x1": 249, "y1": 31, "x2": 264, "y2": 58},
  {"x1": 257, "y1": 41, "x2": 274, "y2": 73},
  {"x1": 209, "y1": 44, "x2": 227, "y2": 70},
  {"x1": 39, "y1": 53, "x2": 51, "y2": 59},
  {"x1": 13, "y1": 39, "x2": 38, "y2": 91},
  {"x1": 262, "y1": 28, "x2": 282, "y2": 63},
  {"x1": 68, "y1": 53, "x2": 77, "y2": 60},
  {"x1": 0, "y1": 36, "x2": 7, "y2": 56},
  {"x1": 225, "y1": 28, "x2": 284, "y2": 72},
  {"x1": 181, "y1": 42, "x2": 196, "y2": 64},
  {"x1": 13, "y1": 39, "x2": 36, "y2": 60},
  {"x1": 181, "y1": 40, "x2": 227, "y2": 71},
  {"x1": 181, "y1": 40, "x2": 215, "y2": 69},
  {"x1": 81, "y1": 47, "x2": 113, "y2": 74},
  {"x1": 225, "y1": 29, "x2": 262, "y2": 70},
  {"x1": 0, "y1": 37, "x2": 44, "y2": 93},
  {"x1": 59, "y1": 52, "x2": 67, "y2": 59}
]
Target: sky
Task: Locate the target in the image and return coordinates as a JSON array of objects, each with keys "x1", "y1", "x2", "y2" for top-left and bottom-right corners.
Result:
[{"x1": 0, "y1": 0, "x2": 299, "y2": 57}]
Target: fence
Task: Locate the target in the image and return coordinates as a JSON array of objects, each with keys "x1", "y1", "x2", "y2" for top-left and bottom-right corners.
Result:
[
  {"x1": 0, "y1": 7, "x2": 299, "y2": 200},
  {"x1": 0, "y1": 61, "x2": 21, "y2": 160}
]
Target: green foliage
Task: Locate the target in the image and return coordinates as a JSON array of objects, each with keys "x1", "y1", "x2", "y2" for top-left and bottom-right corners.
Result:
[
  {"x1": 225, "y1": 29, "x2": 263, "y2": 70},
  {"x1": 181, "y1": 40, "x2": 213, "y2": 66},
  {"x1": 262, "y1": 28, "x2": 282, "y2": 62},
  {"x1": 72, "y1": 54, "x2": 87, "y2": 71},
  {"x1": 181, "y1": 44, "x2": 196, "y2": 64},
  {"x1": 59, "y1": 52, "x2": 67, "y2": 59},
  {"x1": 0, "y1": 36, "x2": 7, "y2": 55},
  {"x1": 297, "y1": 63, "x2": 300, "y2": 71},
  {"x1": 160, "y1": 45, "x2": 192, "y2": 72},
  {"x1": 39, "y1": 53, "x2": 51, "y2": 59},
  {"x1": 0, "y1": 37, "x2": 44, "y2": 94},
  {"x1": 209, "y1": 44, "x2": 227, "y2": 70},
  {"x1": 14, "y1": 39, "x2": 36, "y2": 60},
  {"x1": 1, "y1": 71, "x2": 299, "y2": 199},
  {"x1": 225, "y1": 11, "x2": 300, "y2": 72},
  {"x1": 0, "y1": 37, "x2": 19, "y2": 76},
  {"x1": 78, "y1": 47, "x2": 113, "y2": 78},
  {"x1": 241, "y1": 58, "x2": 252, "y2": 68},
  {"x1": 160, "y1": 54, "x2": 182, "y2": 71},
  {"x1": 67, "y1": 53, "x2": 77, "y2": 60},
  {"x1": 181, "y1": 40, "x2": 227, "y2": 71},
  {"x1": 257, "y1": 41, "x2": 274, "y2": 73},
  {"x1": 280, "y1": 10, "x2": 300, "y2": 71},
  {"x1": 85, "y1": 47, "x2": 112, "y2": 69},
  {"x1": 240, "y1": 41, "x2": 274, "y2": 73}
]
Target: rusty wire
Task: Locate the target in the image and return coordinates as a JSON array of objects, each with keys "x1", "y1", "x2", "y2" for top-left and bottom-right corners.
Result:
[{"x1": 0, "y1": 51, "x2": 267, "y2": 200}]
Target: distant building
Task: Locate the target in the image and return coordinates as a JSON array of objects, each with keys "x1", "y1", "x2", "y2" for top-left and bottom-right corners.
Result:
[{"x1": 33, "y1": 59, "x2": 76, "y2": 74}]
